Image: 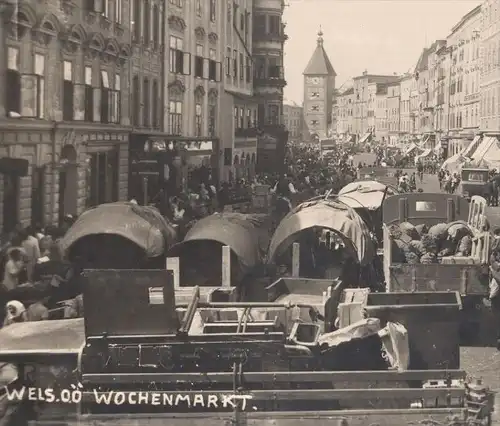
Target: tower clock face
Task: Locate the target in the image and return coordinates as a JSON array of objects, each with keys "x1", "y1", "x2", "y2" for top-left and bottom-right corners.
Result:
[{"x1": 307, "y1": 77, "x2": 321, "y2": 85}]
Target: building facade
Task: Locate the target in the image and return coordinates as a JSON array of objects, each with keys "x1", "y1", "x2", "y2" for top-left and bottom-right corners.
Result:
[
  {"x1": 219, "y1": 0, "x2": 256, "y2": 182},
  {"x1": 480, "y1": 0, "x2": 500, "y2": 134},
  {"x1": 302, "y1": 30, "x2": 336, "y2": 141},
  {"x1": 399, "y1": 74, "x2": 412, "y2": 142},
  {"x1": 445, "y1": 6, "x2": 481, "y2": 156},
  {"x1": 0, "y1": 0, "x2": 132, "y2": 232},
  {"x1": 129, "y1": 0, "x2": 226, "y2": 202},
  {"x1": 387, "y1": 82, "x2": 401, "y2": 145},
  {"x1": 374, "y1": 84, "x2": 388, "y2": 143},
  {"x1": 252, "y1": 0, "x2": 288, "y2": 173},
  {"x1": 352, "y1": 72, "x2": 400, "y2": 141},
  {"x1": 283, "y1": 100, "x2": 303, "y2": 140},
  {"x1": 335, "y1": 87, "x2": 354, "y2": 136}
]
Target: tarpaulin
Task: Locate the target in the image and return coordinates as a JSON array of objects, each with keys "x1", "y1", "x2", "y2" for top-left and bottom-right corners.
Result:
[
  {"x1": 60, "y1": 203, "x2": 177, "y2": 258},
  {"x1": 338, "y1": 180, "x2": 398, "y2": 211},
  {"x1": 168, "y1": 213, "x2": 272, "y2": 271},
  {"x1": 267, "y1": 199, "x2": 375, "y2": 266}
]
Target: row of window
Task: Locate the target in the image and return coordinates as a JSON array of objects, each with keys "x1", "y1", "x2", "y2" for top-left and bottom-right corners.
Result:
[
  {"x1": 253, "y1": 14, "x2": 282, "y2": 36},
  {"x1": 131, "y1": 76, "x2": 161, "y2": 129},
  {"x1": 228, "y1": 2, "x2": 250, "y2": 39},
  {"x1": 233, "y1": 106, "x2": 257, "y2": 129},
  {"x1": 86, "y1": 0, "x2": 123, "y2": 24},
  {"x1": 131, "y1": 0, "x2": 161, "y2": 48},
  {"x1": 5, "y1": 47, "x2": 120, "y2": 123},
  {"x1": 168, "y1": 100, "x2": 217, "y2": 137},
  {"x1": 195, "y1": 0, "x2": 217, "y2": 21},
  {"x1": 170, "y1": 37, "x2": 222, "y2": 81},
  {"x1": 224, "y1": 48, "x2": 252, "y2": 83}
]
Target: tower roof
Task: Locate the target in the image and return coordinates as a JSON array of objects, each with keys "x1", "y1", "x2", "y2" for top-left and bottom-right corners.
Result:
[{"x1": 303, "y1": 28, "x2": 336, "y2": 76}]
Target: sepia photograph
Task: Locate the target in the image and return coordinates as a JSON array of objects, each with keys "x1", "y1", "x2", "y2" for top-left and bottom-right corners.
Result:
[{"x1": 0, "y1": 0, "x2": 498, "y2": 424}]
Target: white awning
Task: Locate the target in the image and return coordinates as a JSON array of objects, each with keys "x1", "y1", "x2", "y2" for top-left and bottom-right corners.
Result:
[
  {"x1": 415, "y1": 148, "x2": 432, "y2": 164},
  {"x1": 462, "y1": 135, "x2": 481, "y2": 158},
  {"x1": 471, "y1": 136, "x2": 500, "y2": 170},
  {"x1": 359, "y1": 132, "x2": 371, "y2": 144}
]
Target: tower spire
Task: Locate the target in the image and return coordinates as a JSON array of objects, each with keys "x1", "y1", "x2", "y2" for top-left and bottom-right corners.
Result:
[{"x1": 317, "y1": 26, "x2": 323, "y2": 46}]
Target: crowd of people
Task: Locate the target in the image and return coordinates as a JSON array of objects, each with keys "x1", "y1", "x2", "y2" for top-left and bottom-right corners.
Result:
[{"x1": 0, "y1": 216, "x2": 81, "y2": 326}]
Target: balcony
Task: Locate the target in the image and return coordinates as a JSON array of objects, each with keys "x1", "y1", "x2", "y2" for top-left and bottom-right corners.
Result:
[
  {"x1": 235, "y1": 127, "x2": 259, "y2": 138},
  {"x1": 253, "y1": 31, "x2": 288, "y2": 43},
  {"x1": 254, "y1": 66, "x2": 287, "y2": 87}
]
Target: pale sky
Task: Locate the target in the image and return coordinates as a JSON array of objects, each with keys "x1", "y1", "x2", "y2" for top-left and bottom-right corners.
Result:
[{"x1": 283, "y1": 0, "x2": 482, "y2": 104}]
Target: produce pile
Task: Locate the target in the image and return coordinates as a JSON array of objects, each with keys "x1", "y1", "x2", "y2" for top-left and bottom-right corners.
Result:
[{"x1": 389, "y1": 221, "x2": 474, "y2": 264}]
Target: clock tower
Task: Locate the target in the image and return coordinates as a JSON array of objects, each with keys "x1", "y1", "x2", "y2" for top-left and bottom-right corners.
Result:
[{"x1": 303, "y1": 29, "x2": 337, "y2": 142}]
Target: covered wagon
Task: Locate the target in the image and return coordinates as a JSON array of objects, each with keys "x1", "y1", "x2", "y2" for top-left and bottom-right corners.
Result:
[
  {"x1": 267, "y1": 197, "x2": 382, "y2": 289},
  {"x1": 60, "y1": 202, "x2": 178, "y2": 269}
]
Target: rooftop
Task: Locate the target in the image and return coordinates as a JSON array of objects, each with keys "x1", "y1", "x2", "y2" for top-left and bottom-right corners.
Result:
[{"x1": 303, "y1": 29, "x2": 336, "y2": 76}]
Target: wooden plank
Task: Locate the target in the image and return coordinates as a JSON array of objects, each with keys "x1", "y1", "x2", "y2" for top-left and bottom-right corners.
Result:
[
  {"x1": 29, "y1": 409, "x2": 467, "y2": 426},
  {"x1": 82, "y1": 369, "x2": 467, "y2": 385},
  {"x1": 84, "y1": 388, "x2": 471, "y2": 402}
]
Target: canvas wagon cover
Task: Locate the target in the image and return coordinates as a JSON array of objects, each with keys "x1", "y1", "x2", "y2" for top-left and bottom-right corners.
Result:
[
  {"x1": 60, "y1": 203, "x2": 177, "y2": 258},
  {"x1": 338, "y1": 180, "x2": 398, "y2": 211},
  {"x1": 268, "y1": 199, "x2": 374, "y2": 266},
  {"x1": 168, "y1": 213, "x2": 272, "y2": 270},
  {"x1": 0, "y1": 318, "x2": 84, "y2": 358}
]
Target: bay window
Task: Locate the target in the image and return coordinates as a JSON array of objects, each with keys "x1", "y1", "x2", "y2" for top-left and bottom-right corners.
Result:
[
  {"x1": 195, "y1": 103, "x2": 202, "y2": 136},
  {"x1": 5, "y1": 47, "x2": 20, "y2": 117},
  {"x1": 169, "y1": 100, "x2": 182, "y2": 135}
]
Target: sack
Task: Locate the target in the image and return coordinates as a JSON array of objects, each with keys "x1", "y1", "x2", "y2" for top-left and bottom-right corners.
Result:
[
  {"x1": 490, "y1": 277, "x2": 500, "y2": 299},
  {"x1": 379, "y1": 322, "x2": 410, "y2": 371},
  {"x1": 428, "y1": 223, "x2": 448, "y2": 239}
]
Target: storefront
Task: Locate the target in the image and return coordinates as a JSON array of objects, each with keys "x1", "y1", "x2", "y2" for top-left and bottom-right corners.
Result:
[
  {"x1": 233, "y1": 139, "x2": 257, "y2": 181},
  {"x1": 0, "y1": 121, "x2": 52, "y2": 233},
  {"x1": 129, "y1": 133, "x2": 218, "y2": 205},
  {"x1": 256, "y1": 126, "x2": 288, "y2": 175},
  {"x1": 54, "y1": 124, "x2": 129, "y2": 224}
]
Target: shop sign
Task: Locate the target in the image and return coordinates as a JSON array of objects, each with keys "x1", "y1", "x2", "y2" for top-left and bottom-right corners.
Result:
[{"x1": 131, "y1": 159, "x2": 159, "y2": 176}]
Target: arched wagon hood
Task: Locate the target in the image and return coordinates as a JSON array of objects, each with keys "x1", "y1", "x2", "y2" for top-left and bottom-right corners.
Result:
[
  {"x1": 60, "y1": 203, "x2": 178, "y2": 259},
  {"x1": 168, "y1": 213, "x2": 272, "y2": 271},
  {"x1": 268, "y1": 199, "x2": 375, "y2": 266},
  {"x1": 338, "y1": 180, "x2": 399, "y2": 211}
]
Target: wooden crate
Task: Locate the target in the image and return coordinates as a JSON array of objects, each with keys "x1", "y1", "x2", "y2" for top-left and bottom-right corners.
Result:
[{"x1": 337, "y1": 288, "x2": 370, "y2": 329}]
